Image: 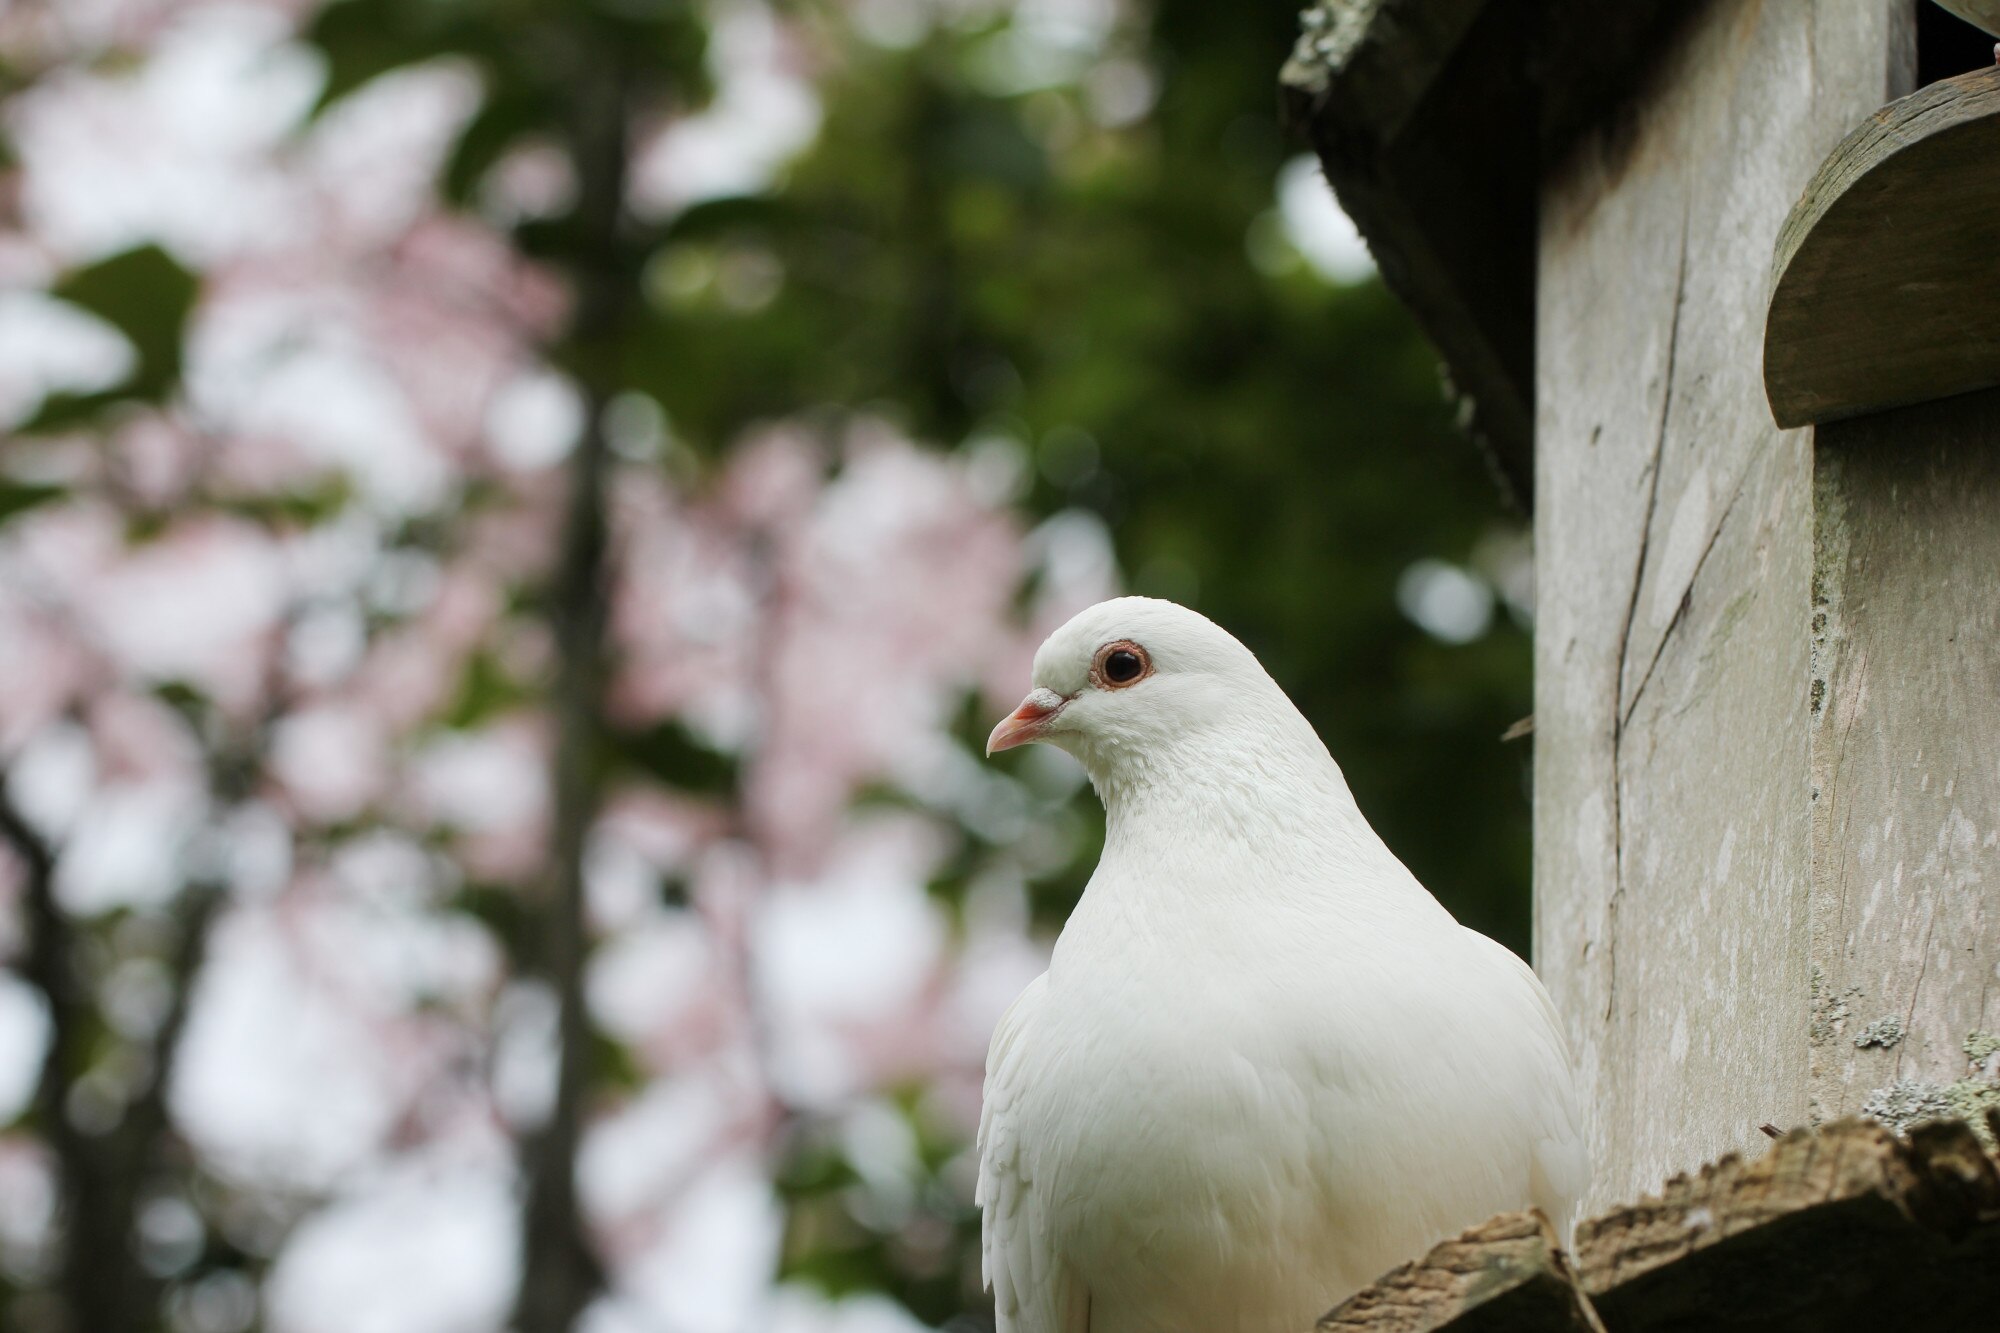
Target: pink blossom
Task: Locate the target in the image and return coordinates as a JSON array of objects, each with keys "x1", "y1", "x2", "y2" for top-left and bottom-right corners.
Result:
[
  {"x1": 109, "y1": 412, "x2": 206, "y2": 508},
  {"x1": 406, "y1": 714, "x2": 553, "y2": 883},
  {"x1": 84, "y1": 688, "x2": 203, "y2": 785},
  {"x1": 0, "y1": 4, "x2": 1125, "y2": 1326},
  {"x1": 0, "y1": 591, "x2": 108, "y2": 750},
  {"x1": 270, "y1": 702, "x2": 392, "y2": 825},
  {"x1": 6, "y1": 505, "x2": 284, "y2": 717}
]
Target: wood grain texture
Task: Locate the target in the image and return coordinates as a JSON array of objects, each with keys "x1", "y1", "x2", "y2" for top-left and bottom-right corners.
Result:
[
  {"x1": 1808, "y1": 388, "x2": 2000, "y2": 1127},
  {"x1": 1319, "y1": 1118, "x2": 2000, "y2": 1333},
  {"x1": 1766, "y1": 65, "x2": 2000, "y2": 428},
  {"x1": 1318, "y1": 1211, "x2": 1603, "y2": 1333},
  {"x1": 1533, "y1": 0, "x2": 1908, "y2": 1212},
  {"x1": 1577, "y1": 1117, "x2": 2000, "y2": 1333}
]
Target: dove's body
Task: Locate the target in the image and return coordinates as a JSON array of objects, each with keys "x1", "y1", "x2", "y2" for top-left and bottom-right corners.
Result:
[{"x1": 979, "y1": 599, "x2": 1586, "y2": 1333}]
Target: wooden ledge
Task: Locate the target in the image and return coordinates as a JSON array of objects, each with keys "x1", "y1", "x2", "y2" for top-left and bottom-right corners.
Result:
[
  {"x1": 1318, "y1": 1211, "x2": 1603, "y2": 1333},
  {"x1": 1764, "y1": 65, "x2": 2000, "y2": 428},
  {"x1": 1318, "y1": 1115, "x2": 2000, "y2": 1332}
]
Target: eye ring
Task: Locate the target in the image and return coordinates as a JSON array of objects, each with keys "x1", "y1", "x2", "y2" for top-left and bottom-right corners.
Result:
[{"x1": 1090, "y1": 640, "x2": 1152, "y2": 690}]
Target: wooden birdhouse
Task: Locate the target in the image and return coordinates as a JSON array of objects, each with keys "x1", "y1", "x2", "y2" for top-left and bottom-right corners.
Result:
[{"x1": 1284, "y1": 0, "x2": 2000, "y2": 1232}]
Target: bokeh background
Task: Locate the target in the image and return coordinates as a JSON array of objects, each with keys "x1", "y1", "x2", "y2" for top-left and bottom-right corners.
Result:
[{"x1": 0, "y1": 0, "x2": 1532, "y2": 1329}]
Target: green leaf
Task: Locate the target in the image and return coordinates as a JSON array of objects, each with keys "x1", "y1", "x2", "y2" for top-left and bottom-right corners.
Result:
[
  {"x1": 442, "y1": 85, "x2": 555, "y2": 205},
  {"x1": 0, "y1": 481, "x2": 64, "y2": 526},
  {"x1": 17, "y1": 245, "x2": 198, "y2": 432},
  {"x1": 443, "y1": 652, "x2": 536, "y2": 729},
  {"x1": 52, "y1": 245, "x2": 197, "y2": 397},
  {"x1": 608, "y1": 719, "x2": 738, "y2": 794},
  {"x1": 663, "y1": 195, "x2": 791, "y2": 244},
  {"x1": 150, "y1": 680, "x2": 211, "y2": 719},
  {"x1": 302, "y1": 0, "x2": 497, "y2": 114},
  {"x1": 215, "y1": 475, "x2": 356, "y2": 529},
  {"x1": 14, "y1": 388, "x2": 117, "y2": 435},
  {"x1": 451, "y1": 883, "x2": 534, "y2": 964},
  {"x1": 592, "y1": 2, "x2": 712, "y2": 101},
  {"x1": 589, "y1": 1030, "x2": 645, "y2": 1092},
  {"x1": 305, "y1": 0, "x2": 438, "y2": 110}
]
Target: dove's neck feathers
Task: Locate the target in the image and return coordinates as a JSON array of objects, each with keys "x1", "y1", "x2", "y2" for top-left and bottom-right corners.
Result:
[{"x1": 1076, "y1": 681, "x2": 1437, "y2": 922}]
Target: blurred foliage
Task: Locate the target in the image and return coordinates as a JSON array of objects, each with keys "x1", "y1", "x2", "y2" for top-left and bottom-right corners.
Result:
[
  {"x1": 295, "y1": 0, "x2": 1530, "y2": 959},
  {"x1": 0, "y1": 0, "x2": 1530, "y2": 1328},
  {"x1": 0, "y1": 480, "x2": 65, "y2": 524},
  {"x1": 20, "y1": 244, "x2": 199, "y2": 433},
  {"x1": 626, "y1": 0, "x2": 1533, "y2": 952},
  {"x1": 299, "y1": 0, "x2": 1531, "y2": 1321},
  {"x1": 307, "y1": 0, "x2": 713, "y2": 117},
  {"x1": 605, "y1": 0, "x2": 1527, "y2": 1320},
  {"x1": 607, "y1": 718, "x2": 741, "y2": 795},
  {"x1": 775, "y1": 1095, "x2": 983, "y2": 1328}
]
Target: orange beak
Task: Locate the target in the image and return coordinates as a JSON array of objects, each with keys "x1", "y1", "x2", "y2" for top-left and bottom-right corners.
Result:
[{"x1": 986, "y1": 688, "x2": 1068, "y2": 756}]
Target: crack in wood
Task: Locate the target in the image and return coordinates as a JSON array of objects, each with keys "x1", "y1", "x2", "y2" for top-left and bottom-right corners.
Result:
[
  {"x1": 1617, "y1": 453, "x2": 1756, "y2": 734},
  {"x1": 1604, "y1": 207, "x2": 1691, "y2": 1023},
  {"x1": 1899, "y1": 900, "x2": 1939, "y2": 1083}
]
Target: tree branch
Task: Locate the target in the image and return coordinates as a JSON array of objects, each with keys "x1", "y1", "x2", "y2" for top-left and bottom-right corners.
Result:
[
  {"x1": 512, "y1": 52, "x2": 632, "y2": 1333},
  {"x1": 0, "y1": 635, "x2": 291, "y2": 1329},
  {"x1": 0, "y1": 768, "x2": 132, "y2": 1329}
]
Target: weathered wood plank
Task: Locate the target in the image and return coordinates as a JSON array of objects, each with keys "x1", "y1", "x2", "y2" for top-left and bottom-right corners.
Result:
[
  {"x1": 1279, "y1": 0, "x2": 1721, "y2": 506},
  {"x1": 1322, "y1": 1118, "x2": 2000, "y2": 1333},
  {"x1": 1533, "y1": 0, "x2": 1908, "y2": 1212},
  {"x1": 1578, "y1": 1117, "x2": 2000, "y2": 1332},
  {"x1": 1318, "y1": 1211, "x2": 1603, "y2": 1333},
  {"x1": 1281, "y1": 0, "x2": 1492, "y2": 149},
  {"x1": 1765, "y1": 65, "x2": 2000, "y2": 428},
  {"x1": 1285, "y1": 0, "x2": 1537, "y2": 503},
  {"x1": 1808, "y1": 387, "x2": 2000, "y2": 1132}
]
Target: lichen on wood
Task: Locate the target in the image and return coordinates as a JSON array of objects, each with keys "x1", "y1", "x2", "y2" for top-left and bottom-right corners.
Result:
[
  {"x1": 1853, "y1": 1016, "x2": 1905, "y2": 1050},
  {"x1": 1863, "y1": 1079, "x2": 1958, "y2": 1135},
  {"x1": 1807, "y1": 965, "x2": 1863, "y2": 1048},
  {"x1": 1810, "y1": 393, "x2": 2000, "y2": 1136},
  {"x1": 1284, "y1": 0, "x2": 1386, "y2": 93},
  {"x1": 1854, "y1": 1024, "x2": 2000, "y2": 1149}
]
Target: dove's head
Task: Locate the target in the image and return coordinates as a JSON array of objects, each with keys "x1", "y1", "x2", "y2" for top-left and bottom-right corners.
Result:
[{"x1": 987, "y1": 597, "x2": 1321, "y2": 787}]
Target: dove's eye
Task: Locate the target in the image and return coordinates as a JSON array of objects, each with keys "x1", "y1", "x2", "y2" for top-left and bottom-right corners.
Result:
[{"x1": 1093, "y1": 641, "x2": 1151, "y2": 689}]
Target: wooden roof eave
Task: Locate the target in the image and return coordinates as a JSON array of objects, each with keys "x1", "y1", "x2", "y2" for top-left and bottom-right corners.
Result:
[{"x1": 1281, "y1": 0, "x2": 1697, "y2": 512}]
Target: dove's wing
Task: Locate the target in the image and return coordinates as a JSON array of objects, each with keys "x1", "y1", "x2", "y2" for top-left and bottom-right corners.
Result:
[
  {"x1": 978, "y1": 975, "x2": 1090, "y2": 1333},
  {"x1": 1468, "y1": 932, "x2": 1590, "y2": 1240}
]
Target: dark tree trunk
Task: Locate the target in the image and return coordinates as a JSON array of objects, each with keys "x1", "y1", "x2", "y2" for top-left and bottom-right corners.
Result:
[{"x1": 511, "y1": 53, "x2": 633, "y2": 1333}]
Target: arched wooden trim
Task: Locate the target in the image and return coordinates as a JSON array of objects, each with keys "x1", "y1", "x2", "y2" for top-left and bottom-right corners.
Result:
[{"x1": 1765, "y1": 65, "x2": 2000, "y2": 429}]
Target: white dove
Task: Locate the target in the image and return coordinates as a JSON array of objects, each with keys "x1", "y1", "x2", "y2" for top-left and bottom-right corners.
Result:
[{"x1": 977, "y1": 597, "x2": 1587, "y2": 1333}]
